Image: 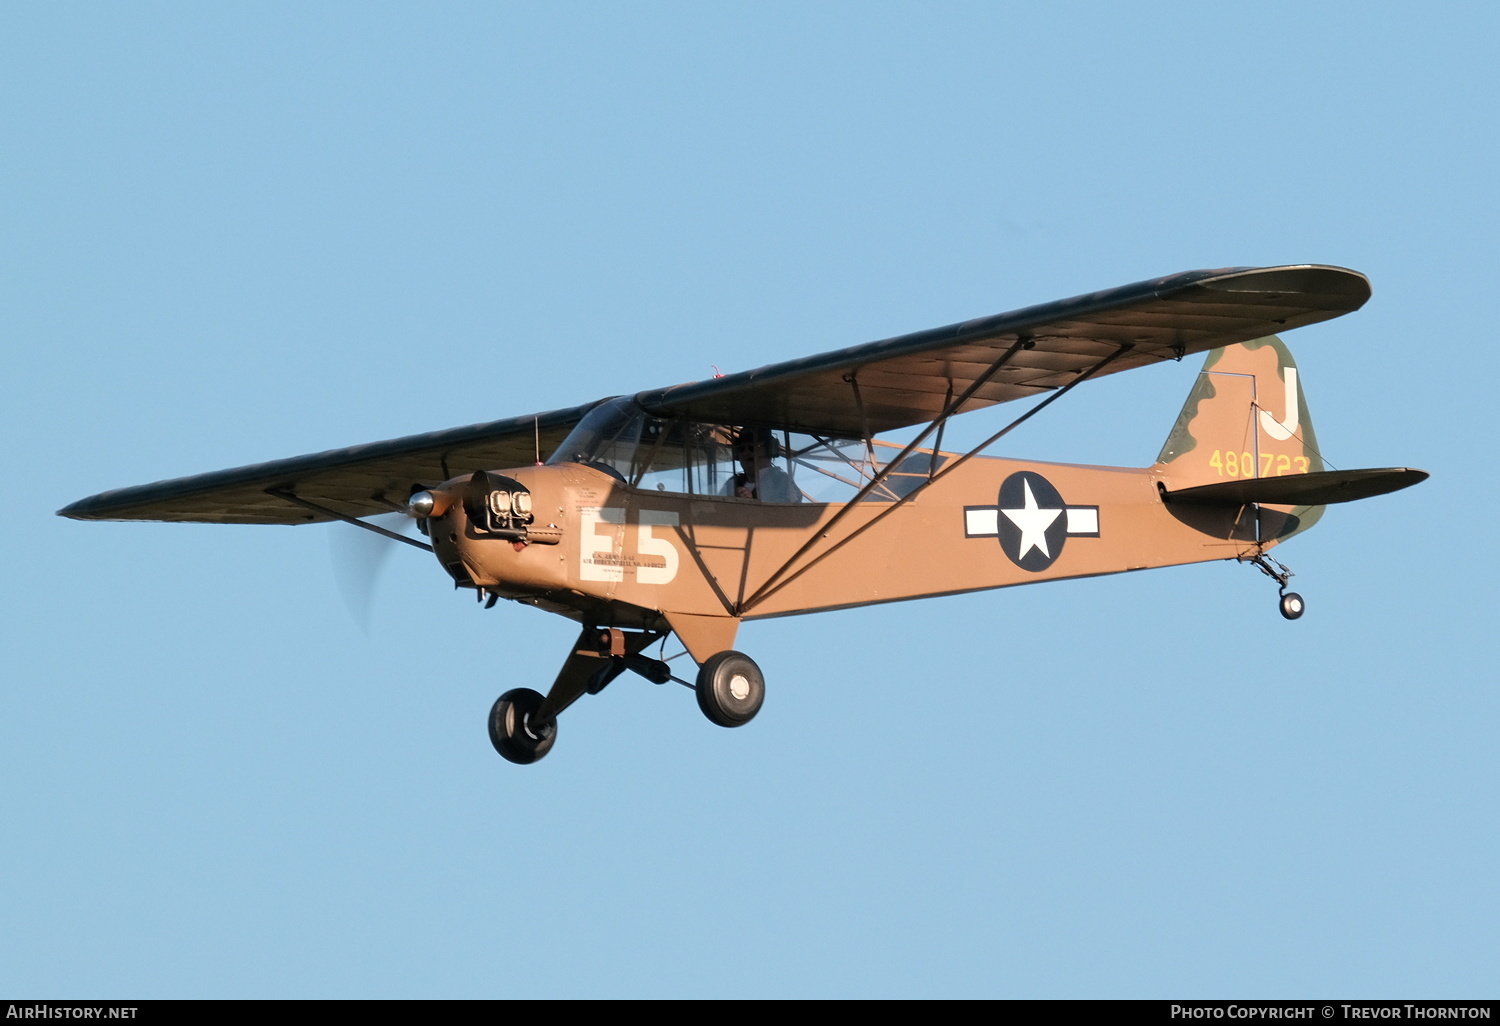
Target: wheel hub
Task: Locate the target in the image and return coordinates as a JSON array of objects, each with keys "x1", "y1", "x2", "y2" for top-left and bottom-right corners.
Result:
[{"x1": 728, "y1": 673, "x2": 751, "y2": 701}]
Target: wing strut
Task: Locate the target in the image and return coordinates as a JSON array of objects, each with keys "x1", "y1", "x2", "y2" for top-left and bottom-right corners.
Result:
[
  {"x1": 737, "y1": 336, "x2": 1033, "y2": 612},
  {"x1": 930, "y1": 380, "x2": 953, "y2": 485},
  {"x1": 846, "y1": 373, "x2": 880, "y2": 473},
  {"x1": 267, "y1": 488, "x2": 434, "y2": 553},
  {"x1": 737, "y1": 341, "x2": 1134, "y2": 615}
]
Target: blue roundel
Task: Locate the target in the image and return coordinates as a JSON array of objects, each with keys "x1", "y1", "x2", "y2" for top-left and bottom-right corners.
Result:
[{"x1": 997, "y1": 472, "x2": 1068, "y2": 572}]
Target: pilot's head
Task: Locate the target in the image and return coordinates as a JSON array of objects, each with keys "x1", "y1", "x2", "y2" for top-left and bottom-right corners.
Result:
[{"x1": 733, "y1": 429, "x2": 780, "y2": 468}]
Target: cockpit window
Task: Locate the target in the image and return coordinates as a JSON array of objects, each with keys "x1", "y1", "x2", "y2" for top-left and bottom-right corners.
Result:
[{"x1": 548, "y1": 398, "x2": 943, "y2": 503}]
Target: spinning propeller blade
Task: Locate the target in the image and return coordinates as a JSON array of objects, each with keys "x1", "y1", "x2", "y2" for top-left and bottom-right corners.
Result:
[{"x1": 328, "y1": 512, "x2": 420, "y2": 631}]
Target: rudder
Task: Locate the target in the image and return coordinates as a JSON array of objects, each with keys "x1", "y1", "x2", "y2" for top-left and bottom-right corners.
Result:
[{"x1": 1155, "y1": 335, "x2": 1325, "y2": 538}]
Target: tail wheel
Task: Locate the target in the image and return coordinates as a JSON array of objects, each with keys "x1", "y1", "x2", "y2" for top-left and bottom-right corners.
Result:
[
  {"x1": 488, "y1": 687, "x2": 557, "y2": 764},
  {"x1": 696, "y1": 651, "x2": 765, "y2": 728},
  {"x1": 1279, "y1": 591, "x2": 1305, "y2": 620}
]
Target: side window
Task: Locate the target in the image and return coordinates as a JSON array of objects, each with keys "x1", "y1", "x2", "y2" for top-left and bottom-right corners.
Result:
[
  {"x1": 633, "y1": 420, "x2": 735, "y2": 495},
  {"x1": 875, "y1": 444, "x2": 948, "y2": 499},
  {"x1": 634, "y1": 421, "x2": 797, "y2": 500},
  {"x1": 688, "y1": 425, "x2": 738, "y2": 496},
  {"x1": 785, "y1": 435, "x2": 946, "y2": 503},
  {"x1": 786, "y1": 433, "x2": 865, "y2": 503},
  {"x1": 626, "y1": 421, "x2": 943, "y2": 504}
]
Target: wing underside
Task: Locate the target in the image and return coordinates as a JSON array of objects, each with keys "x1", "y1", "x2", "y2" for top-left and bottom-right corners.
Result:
[
  {"x1": 58, "y1": 403, "x2": 602, "y2": 525},
  {"x1": 637, "y1": 265, "x2": 1371, "y2": 436}
]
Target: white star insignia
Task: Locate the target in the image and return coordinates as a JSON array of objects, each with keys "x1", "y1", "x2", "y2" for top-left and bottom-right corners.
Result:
[{"x1": 1001, "y1": 479, "x2": 1063, "y2": 559}]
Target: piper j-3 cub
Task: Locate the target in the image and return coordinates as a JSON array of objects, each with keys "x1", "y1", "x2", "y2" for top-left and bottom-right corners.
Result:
[{"x1": 61, "y1": 265, "x2": 1426, "y2": 765}]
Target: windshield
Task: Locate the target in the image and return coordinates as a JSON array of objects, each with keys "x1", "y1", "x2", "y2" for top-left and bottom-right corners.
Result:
[{"x1": 547, "y1": 398, "x2": 644, "y2": 482}]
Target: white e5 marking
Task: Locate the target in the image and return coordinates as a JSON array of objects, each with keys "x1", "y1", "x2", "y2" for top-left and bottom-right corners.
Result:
[{"x1": 579, "y1": 507, "x2": 680, "y2": 584}]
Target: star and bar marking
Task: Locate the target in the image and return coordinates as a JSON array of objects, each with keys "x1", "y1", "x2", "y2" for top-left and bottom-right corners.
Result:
[{"x1": 964, "y1": 471, "x2": 1099, "y2": 572}]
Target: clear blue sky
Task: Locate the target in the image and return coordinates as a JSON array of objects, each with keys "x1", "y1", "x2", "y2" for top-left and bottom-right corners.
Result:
[{"x1": 3, "y1": 2, "x2": 1496, "y2": 998}]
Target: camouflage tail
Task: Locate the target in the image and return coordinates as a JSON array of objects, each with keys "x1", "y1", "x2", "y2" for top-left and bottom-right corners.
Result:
[{"x1": 1154, "y1": 335, "x2": 1325, "y2": 539}]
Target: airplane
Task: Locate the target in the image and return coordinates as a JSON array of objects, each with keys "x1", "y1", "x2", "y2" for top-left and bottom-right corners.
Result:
[{"x1": 59, "y1": 265, "x2": 1427, "y2": 764}]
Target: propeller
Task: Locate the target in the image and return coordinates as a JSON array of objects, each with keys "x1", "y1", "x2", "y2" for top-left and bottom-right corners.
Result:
[{"x1": 327, "y1": 511, "x2": 424, "y2": 632}]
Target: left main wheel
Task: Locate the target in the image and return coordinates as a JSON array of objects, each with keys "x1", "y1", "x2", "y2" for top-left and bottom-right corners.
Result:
[{"x1": 488, "y1": 688, "x2": 557, "y2": 764}]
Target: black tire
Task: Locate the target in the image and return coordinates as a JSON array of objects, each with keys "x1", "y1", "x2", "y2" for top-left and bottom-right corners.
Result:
[
  {"x1": 695, "y1": 651, "x2": 765, "y2": 728},
  {"x1": 1279, "y1": 591, "x2": 1305, "y2": 620},
  {"x1": 488, "y1": 688, "x2": 557, "y2": 764}
]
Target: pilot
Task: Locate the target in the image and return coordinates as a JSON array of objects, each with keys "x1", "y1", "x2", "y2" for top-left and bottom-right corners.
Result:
[{"x1": 726, "y1": 430, "x2": 799, "y2": 502}]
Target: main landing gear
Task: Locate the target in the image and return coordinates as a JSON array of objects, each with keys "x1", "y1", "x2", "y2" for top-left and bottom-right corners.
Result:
[
  {"x1": 488, "y1": 688, "x2": 556, "y2": 764},
  {"x1": 486, "y1": 626, "x2": 765, "y2": 764},
  {"x1": 1247, "y1": 553, "x2": 1305, "y2": 621},
  {"x1": 695, "y1": 651, "x2": 766, "y2": 727}
]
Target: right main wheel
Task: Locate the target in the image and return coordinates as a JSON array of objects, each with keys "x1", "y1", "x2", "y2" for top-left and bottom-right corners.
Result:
[
  {"x1": 695, "y1": 651, "x2": 765, "y2": 728},
  {"x1": 488, "y1": 687, "x2": 557, "y2": 764}
]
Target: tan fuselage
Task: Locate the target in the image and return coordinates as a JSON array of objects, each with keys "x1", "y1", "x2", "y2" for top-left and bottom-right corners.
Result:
[{"x1": 429, "y1": 454, "x2": 1262, "y2": 648}]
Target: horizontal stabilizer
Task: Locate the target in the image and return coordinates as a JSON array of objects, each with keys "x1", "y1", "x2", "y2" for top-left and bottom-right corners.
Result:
[{"x1": 1162, "y1": 468, "x2": 1428, "y2": 507}]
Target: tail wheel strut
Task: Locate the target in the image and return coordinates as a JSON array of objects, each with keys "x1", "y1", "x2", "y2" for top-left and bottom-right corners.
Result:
[{"x1": 1247, "y1": 553, "x2": 1305, "y2": 621}]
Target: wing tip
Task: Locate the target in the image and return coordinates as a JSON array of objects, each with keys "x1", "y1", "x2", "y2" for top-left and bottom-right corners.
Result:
[
  {"x1": 57, "y1": 498, "x2": 101, "y2": 521},
  {"x1": 1195, "y1": 264, "x2": 1372, "y2": 307}
]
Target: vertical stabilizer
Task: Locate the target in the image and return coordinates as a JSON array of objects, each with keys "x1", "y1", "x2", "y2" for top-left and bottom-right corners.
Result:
[{"x1": 1155, "y1": 335, "x2": 1326, "y2": 539}]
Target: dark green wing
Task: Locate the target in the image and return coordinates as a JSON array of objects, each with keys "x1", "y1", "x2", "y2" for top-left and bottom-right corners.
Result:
[
  {"x1": 638, "y1": 265, "x2": 1370, "y2": 437},
  {"x1": 58, "y1": 402, "x2": 603, "y2": 524}
]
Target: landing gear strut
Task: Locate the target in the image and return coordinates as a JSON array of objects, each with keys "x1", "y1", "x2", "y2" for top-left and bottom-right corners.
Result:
[
  {"x1": 1247, "y1": 553, "x2": 1305, "y2": 621},
  {"x1": 485, "y1": 628, "x2": 767, "y2": 762}
]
